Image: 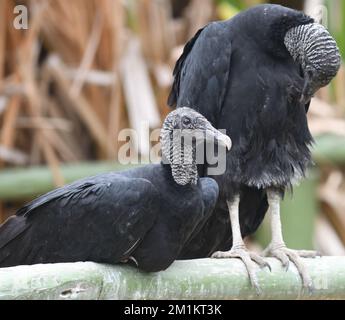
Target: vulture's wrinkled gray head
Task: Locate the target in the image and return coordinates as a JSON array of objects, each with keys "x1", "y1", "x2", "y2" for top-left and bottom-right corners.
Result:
[
  {"x1": 284, "y1": 22, "x2": 341, "y2": 100},
  {"x1": 160, "y1": 107, "x2": 231, "y2": 186}
]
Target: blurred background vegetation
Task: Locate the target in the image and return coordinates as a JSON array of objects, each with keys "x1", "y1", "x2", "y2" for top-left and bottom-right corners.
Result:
[{"x1": 0, "y1": 0, "x2": 344, "y2": 255}]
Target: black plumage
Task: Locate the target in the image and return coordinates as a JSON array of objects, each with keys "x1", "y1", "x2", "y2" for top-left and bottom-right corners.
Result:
[
  {"x1": 0, "y1": 108, "x2": 230, "y2": 271},
  {"x1": 179, "y1": 185, "x2": 268, "y2": 258},
  {"x1": 0, "y1": 174, "x2": 159, "y2": 268},
  {"x1": 170, "y1": 4, "x2": 340, "y2": 288},
  {"x1": 171, "y1": 5, "x2": 312, "y2": 256},
  {"x1": 169, "y1": 5, "x2": 314, "y2": 195}
]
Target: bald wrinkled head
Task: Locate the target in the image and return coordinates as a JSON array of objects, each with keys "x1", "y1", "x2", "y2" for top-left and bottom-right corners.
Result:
[
  {"x1": 160, "y1": 107, "x2": 231, "y2": 185},
  {"x1": 284, "y1": 22, "x2": 341, "y2": 98},
  {"x1": 237, "y1": 5, "x2": 340, "y2": 99}
]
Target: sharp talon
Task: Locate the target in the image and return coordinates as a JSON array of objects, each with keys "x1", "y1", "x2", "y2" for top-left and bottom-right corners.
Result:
[
  {"x1": 249, "y1": 274, "x2": 263, "y2": 294},
  {"x1": 266, "y1": 262, "x2": 272, "y2": 272},
  {"x1": 254, "y1": 284, "x2": 262, "y2": 296},
  {"x1": 249, "y1": 274, "x2": 262, "y2": 295},
  {"x1": 128, "y1": 256, "x2": 139, "y2": 267},
  {"x1": 302, "y1": 282, "x2": 314, "y2": 295},
  {"x1": 265, "y1": 245, "x2": 316, "y2": 290},
  {"x1": 308, "y1": 283, "x2": 315, "y2": 294},
  {"x1": 211, "y1": 248, "x2": 263, "y2": 293},
  {"x1": 211, "y1": 251, "x2": 221, "y2": 259},
  {"x1": 258, "y1": 259, "x2": 271, "y2": 272}
]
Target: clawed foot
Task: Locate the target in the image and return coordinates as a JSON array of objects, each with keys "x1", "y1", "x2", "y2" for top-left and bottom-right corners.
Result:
[
  {"x1": 212, "y1": 245, "x2": 271, "y2": 294},
  {"x1": 263, "y1": 244, "x2": 320, "y2": 291}
]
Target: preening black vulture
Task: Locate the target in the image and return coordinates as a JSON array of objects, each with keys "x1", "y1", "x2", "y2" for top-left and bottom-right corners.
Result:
[
  {"x1": 0, "y1": 108, "x2": 231, "y2": 271},
  {"x1": 169, "y1": 4, "x2": 341, "y2": 290}
]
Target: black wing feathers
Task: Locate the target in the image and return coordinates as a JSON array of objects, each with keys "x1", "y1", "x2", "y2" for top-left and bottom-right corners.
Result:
[
  {"x1": 0, "y1": 175, "x2": 159, "y2": 267},
  {"x1": 0, "y1": 216, "x2": 28, "y2": 250},
  {"x1": 16, "y1": 176, "x2": 105, "y2": 217},
  {"x1": 168, "y1": 22, "x2": 232, "y2": 125},
  {"x1": 168, "y1": 26, "x2": 207, "y2": 107}
]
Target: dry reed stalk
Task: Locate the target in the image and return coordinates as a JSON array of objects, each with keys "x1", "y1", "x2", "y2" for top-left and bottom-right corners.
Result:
[
  {"x1": 16, "y1": 114, "x2": 77, "y2": 163},
  {"x1": 315, "y1": 214, "x2": 345, "y2": 255},
  {"x1": 0, "y1": 98, "x2": 21, "y2": 159},
  {"x1": 46, "y1": 56, "x2": 109, "y2": 154},
  {"x1": 0, "y1": 1, "x2": 23, "y2": 168},
  {"x1": 138, "y1": 0, "x2": 175, "y2": 64},
  {"x1": 135, "y1": 0, "x2": 175, "y2": 117},
  {"x1": 93, "y1": 0, "x2": 125, "y2": 158},
  {"x1": 0, "y1": 0, "x2": 7, "y2": 222},
  {"x1": 319, "y1": 171, "x2": 345, "y2": 244},
  {"x1": 29, "y1": 131, "x2": 42, "y2": 165},
  {"x1": 16, "y1": 0, "x2": 65, "y2": 186},
  {"x1": 120, "y1": 38, "x2": 161, "y2": 159},
  {"x1": 320, "y1": 198, "x2": 345, "y2": 245},
  {"x1": 40, "y1": 65, "x2": 86, "y2": 161},
  {"x1": 70, "y1": 10, "x2": 104, "y2": 97},
  {"x1": 334, "y1": 64, "x2": 345, "y2": 115},
  {"x1": 0, "y1": 0, "x2": 7, "y2": 87},
  {"x1": 43, "y1": 98, "x2": 84, "y2": 162},
  {"x1": 0, "y1": 145, "x2": 28, "y2": 165},
  {"x1": 107, "y1": 0, "x2": 124, "y2": 157},
  {"x1": 107, "y1": 85, "x2": 122, "y2": 160},
  {"x1": 185, "y1": 0, "x2": 214, "y2": 38},
  {"x1": 16, "y1": 117, "x2": 72, "y2": 132},
  {"x1": 44, "y1": 131, "x2": 78, "y2": 163},
  {"x1": 40, "y1": 0, "x2": 126, "y2": 158},
  {"x1": 170, "y1": 18, "x2": 188, "y2": 47},
  {"x1": 136, "y1": 1, "x2": 169, "y2": 61},
  {"x1": 39, "y1": 134, "x2": 65, "y2": 187},
  {"x1": 41, "y1": 0, "x2": 89, "y2": 64}
]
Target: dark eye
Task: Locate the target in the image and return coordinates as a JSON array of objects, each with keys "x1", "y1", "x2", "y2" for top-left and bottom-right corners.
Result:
[{"x1": 182, "y1": 117, "x2": 191, "y2": 126}]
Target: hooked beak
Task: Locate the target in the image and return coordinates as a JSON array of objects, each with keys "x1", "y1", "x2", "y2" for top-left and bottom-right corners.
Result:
[
  {"x1": 300, "y1": 69, "x2": 313, "y2": 104},
  {"x1": 285, "y1": 23, "x2": 341, "y2": 103},
  {"x1": 205, "y1": 125, "x2": 232, "y2": 151}
]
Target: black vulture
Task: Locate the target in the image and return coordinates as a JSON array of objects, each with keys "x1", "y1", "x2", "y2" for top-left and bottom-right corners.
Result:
[
  {"x1": 0, "y1": 107, "x2": 231, "y2": 271},
  {"x1": 169, "y1": 4, "x2": 341, "y2": 290}
]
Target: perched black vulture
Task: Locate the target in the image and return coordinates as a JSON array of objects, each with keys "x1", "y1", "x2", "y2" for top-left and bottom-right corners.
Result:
[
  {"x1": 169, "y1": 4, "x2": 341, "y2": 290},
  {"x1": 0, "y1": 108, "x2": 231, "y2": 271}
]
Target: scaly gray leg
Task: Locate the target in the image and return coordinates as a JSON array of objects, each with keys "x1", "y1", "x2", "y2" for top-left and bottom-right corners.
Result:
[
  {"x1": 212, "y1": 195, "x2": 270, "y2": 294},
  {"x1": 263, "y1": 190, "x2": 319, "y2": 290}
]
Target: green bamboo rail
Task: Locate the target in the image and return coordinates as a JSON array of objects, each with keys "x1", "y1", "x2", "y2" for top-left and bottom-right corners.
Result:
[
  {"x1": 0, "y1": 257, "x2": 345, "y2": 300},
  {"x1": 0, "y1": 161, "x2": 138, "y2": 201}
]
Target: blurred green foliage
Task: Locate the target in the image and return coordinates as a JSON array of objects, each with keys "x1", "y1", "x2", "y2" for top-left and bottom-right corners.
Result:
[
  {"x1": 216, "y1": 0, "x2": 263, "y2": 10},
  {"x1": 216, "y1": 0, "x2": 247, "y2": 10},
  {"x1": 216, "y1": 0, "x2": 263, "y2": 20},
  {"x1": 325, "y1": 0, "x2": 345, "y2": 59},
  {"x1": 216, "y1": 1, "x2": 240, "y2": 20}
]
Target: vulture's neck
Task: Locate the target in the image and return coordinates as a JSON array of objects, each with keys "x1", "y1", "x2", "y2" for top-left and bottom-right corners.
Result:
[
  {"x1": 170, "y1": 143, "x2": 198, "y2": 186},
  {"x1": 161, "y1": 133, "x2": 198, "y2": 186}
]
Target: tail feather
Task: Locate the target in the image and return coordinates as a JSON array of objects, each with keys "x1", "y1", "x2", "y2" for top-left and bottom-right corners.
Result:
[{"x1": 0, "y1": 216, "x2": 30, "y2": 267}]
